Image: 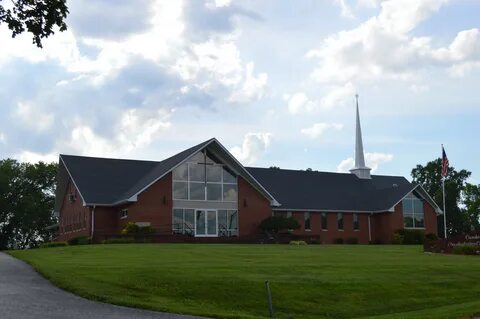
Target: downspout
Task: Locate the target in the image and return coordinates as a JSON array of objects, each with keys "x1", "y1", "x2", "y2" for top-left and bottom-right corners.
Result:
[
  {"x1": 91, "y1": 205, "x2": 96, "y2": 238},
  {"x1": 368, "y1": 213, "x2": 372, "y2": 242}
]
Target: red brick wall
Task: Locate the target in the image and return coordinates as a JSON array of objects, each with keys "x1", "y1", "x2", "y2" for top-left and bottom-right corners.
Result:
[
  {"x1": 58, "y1": 180, "x2": 91, "y2": 241},
  {"x1": 238, "y1": 177, "x2": 272, "y2": 236},
  {"x1": 287, "y1": 211, "x2": 370, "y2": 244},
  {"x1": 114, "y1": 173, "x2": 173, "y2": 234},
  {"x1": 424, "y1": 201, "x2": 438, "y2": 236}
]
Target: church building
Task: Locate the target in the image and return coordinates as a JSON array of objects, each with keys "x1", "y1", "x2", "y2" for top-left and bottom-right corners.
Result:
[{"x1": 55, "y1": 99, "x2": 442, "y2": 244}]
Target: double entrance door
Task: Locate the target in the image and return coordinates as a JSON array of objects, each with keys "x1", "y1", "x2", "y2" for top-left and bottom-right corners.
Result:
[{"x1": 195, "y1": 209, "x2": 217, "y2": 237}]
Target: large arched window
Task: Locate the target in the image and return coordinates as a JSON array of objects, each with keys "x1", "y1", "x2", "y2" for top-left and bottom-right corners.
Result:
[{"x1": 402, "y1": 193, "x2": 425, "y2": 229}]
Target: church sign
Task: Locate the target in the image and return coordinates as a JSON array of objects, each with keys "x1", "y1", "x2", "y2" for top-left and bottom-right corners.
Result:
[{"x1": 424, "y1": 231, "x2": 480, "y2": 254}]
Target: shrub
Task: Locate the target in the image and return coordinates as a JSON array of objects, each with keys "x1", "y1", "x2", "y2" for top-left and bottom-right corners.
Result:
[
  {"x1": 334, "y1": 238, "x2": 344, "y2": 244},
  {"x1": 259, "y1": 216, "x2": 300, "y2": 234},
  {"x1": 309, "y1": 239, "x2": 320, "y2": 245},
  {"x1": 67, "y1": 236, "x2": 92, "y2": 246},
  {"x1": 425, "y1": 233, "x2": 438, "y2": 241},
  {"x1": 121, "y1": 222, "x2": 155, "y2": 235},
  {"x1": 39, "y1": 241, "x2": 67, "y2": 248},
  {"x1": 346, "y1": 237, "x2": 358, "y2": 245},
  {"x1": 392, "y1": 232, "x2": 404, "y2": 245},
  {"x1": 394, "y1": 229, "x2": 425, "y2": 245},
  {"x1": 369, "y1": 239, "x2": 382, "y2": 245},
  {"x1": 452, "y1": 245, "x2": 479, "y2": 255},
  {"x1": 289, "y1": 240, "x2": 307, "y2": 245},
  {"x1": 102, "y1": 238, "x2": 136, "y2": 244}
]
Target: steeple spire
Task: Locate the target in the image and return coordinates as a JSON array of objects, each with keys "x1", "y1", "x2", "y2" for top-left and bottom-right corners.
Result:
[{"x1": 350, "y1": 94, "x2": 371, "y2": 179}]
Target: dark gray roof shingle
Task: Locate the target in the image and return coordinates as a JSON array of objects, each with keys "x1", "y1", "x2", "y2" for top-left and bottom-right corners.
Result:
[
  {"x1": 245, "y1": 167, "x2": 415, "y2": 212},
  {"x1": 60, "y1": 139, "x2": 213, "y2": 205}
]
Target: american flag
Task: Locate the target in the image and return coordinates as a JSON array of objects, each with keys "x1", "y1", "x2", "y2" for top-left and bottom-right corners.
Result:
[{"x1": 442, "y1": 146, "x2": 449, "y2": 177}]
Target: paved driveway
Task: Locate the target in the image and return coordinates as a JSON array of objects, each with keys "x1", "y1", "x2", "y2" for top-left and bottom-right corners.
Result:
[{"x1": 0, "y1": 252, "x2": 207, "y2": 319}]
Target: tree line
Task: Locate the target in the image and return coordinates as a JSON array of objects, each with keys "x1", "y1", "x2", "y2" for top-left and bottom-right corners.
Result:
[{"x1": 0, "y1": 158, "x2": 479, "y2": 249}]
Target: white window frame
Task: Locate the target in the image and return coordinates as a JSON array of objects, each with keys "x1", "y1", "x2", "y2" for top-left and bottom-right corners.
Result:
[
  {"x1": 403, "y1": 193, "x2": 425, "y2": 229},
  {"x1": 172, "y1": 152, "x2": 238, "y2": 202},
  {"x1": 120, "y1": 209, "x2": 128, "y2": 219}
]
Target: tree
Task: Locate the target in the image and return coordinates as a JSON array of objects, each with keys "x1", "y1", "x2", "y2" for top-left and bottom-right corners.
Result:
[
  {"x1": 269, "y1": 166, "x2": 280, "y2": 170},
  {"x1": 0, "y1": 0, "x2": 69, "y2": 48},
  {"x1": 411, "y1": 158, "x2": 471, "y2": 236},
  {"x1": 0, "y1": 159, "x2": 58, "y2": 249},
  {"x1": 463, "y1": 183, "x2": 480, "y2": 232}
]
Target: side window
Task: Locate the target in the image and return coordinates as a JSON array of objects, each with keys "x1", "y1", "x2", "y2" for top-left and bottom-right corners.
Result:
[{"x1": 321, "y1": 213, "x2": 328, "y2": 230}]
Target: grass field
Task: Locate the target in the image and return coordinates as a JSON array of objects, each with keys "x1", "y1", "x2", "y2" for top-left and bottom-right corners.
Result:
[{"x1": 9, "y1": 244, "x2": 480, "y2": 319}]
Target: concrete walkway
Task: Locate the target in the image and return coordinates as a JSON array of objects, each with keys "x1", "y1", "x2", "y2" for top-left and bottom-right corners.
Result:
[{"x1": 0, "y1": 252, "x2": 207, "y2": 319}]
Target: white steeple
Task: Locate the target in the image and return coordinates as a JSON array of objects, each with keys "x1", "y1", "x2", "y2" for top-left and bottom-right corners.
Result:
[{"x1": 350, "y1": 94, "x2": 371, "y2": 179}]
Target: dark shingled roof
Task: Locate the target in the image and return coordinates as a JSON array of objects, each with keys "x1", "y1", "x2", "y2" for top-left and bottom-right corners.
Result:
[
  {"x1": 60, "y1": 139, "x2": 213, "y2": 205},
  {"x1": 57, "y1": 138, "x2": 435, "y2": 214},
  {"x1": 245, "y1": 167, "x2": 415, "y2": 212}
]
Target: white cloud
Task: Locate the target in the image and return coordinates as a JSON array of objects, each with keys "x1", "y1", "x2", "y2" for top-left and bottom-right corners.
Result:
[
  {"x1": 334, "y1": 0, "x2": 355, "y2": 19},
  {"x1": 230, "y1": 133, "x2": 272, "y2": 165},
  {"x1": 117, "y1": 108, "x2": 172, "y2": 152},
  {"x1": 15, "y1": 151, "x2": 58, "y2": 163},
  {"x1": 286, "y1": 92, "x2": 316, "y2": 114},
  {"x1": 13, "y1": 101, "x2": 54, "y2": 132},
  {"x1": 301, "y1": 123, "x2": 344, "y2": 139},
  {"x1": 0, "y1": 133, "x2": 6, "y2": 144},
  {"x1": 337, "y1": 152, "x2": 394, "y2": 173},
  {"x1": 320, "y1": 82, "x2": 356, "y2": 109},
  {"x1": 307, "y1": 0, "x2": 480, "y2": 90},
  {"x1": 228, "y1": 62, "x2": 268, "y2": 103}
]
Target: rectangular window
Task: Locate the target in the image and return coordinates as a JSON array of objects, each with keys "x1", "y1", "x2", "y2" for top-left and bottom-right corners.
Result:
[
  {"x1": 189, "y1": 182, "x2": 205, "y2": 200},
  {"x1": 120, "y1": 209, "x2": 128, "y2": 219},
  {"x1": 402, "y1": 193, "x2": 425, "y2": 229},
  {"x1": 304, "y1": 212, "x2": 311, "y2": 231},
  {"x1": 207, "y1": 183, "x2": 222, "y2": 201},
  {"x1": 337, "y1": 213, "x2": 344, "y2": 230},
  {"x1": 172, "y1": 159, "x2": 238, "y2": 202},
  {"x1": 223, "y1": 184, "x2": 238, "y2": 201},
  {"x1": 173, "y1": 181, "x2": 188, "y2": 200},
  {"x1": 321, "y1": 213, "x2": 328, "y2": 230},
  {"x1": 353, "y1": 213, "x2": 359, "y2": 230}
]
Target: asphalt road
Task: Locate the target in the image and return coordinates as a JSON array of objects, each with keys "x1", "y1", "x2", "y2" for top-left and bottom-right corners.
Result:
[{"x1": 0, "y1": 252, "x2": 207, "y2": 319}]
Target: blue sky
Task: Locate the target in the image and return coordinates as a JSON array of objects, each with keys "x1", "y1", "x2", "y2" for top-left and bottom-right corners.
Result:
[{"x1": 0, "y1": 0, "x2": 478, "y2": 183}]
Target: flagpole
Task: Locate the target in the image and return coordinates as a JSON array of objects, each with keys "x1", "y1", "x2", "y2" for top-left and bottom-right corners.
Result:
[
  {"x1": 442, "y1": 144, "x2": 447, "y2": 239},
  {"x1": 442, "y1": 176, "x2": 447, "y2": 239}
]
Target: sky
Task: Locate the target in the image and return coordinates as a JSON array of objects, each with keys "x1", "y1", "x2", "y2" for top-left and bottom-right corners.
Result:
[{"x1": 0, "y1": 0, "x2": 479, "y2": 183}]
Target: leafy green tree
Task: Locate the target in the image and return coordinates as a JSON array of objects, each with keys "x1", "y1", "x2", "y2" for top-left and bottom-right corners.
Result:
[
  {"x1": 0, "y1": 0, "x2": 69, "y2": 47},
  {"x1": 0, "y1": 159, "x2": 57, "y2": 249},
  {"x1": 411, "y1": 158, "x2": 471, "y2": 236},
  {"x1": 463, "y1": 183, "x2": 480, "y2": 232}
]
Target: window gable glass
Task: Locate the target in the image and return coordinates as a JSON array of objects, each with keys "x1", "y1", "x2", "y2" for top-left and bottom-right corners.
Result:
[
  {"x1": 321, "y1": 213, "x2": 328, "y2": 230},
  {"x1": 402, "y1": 192, "x2": 425, "y2": 229},
  {"x1": 337, "y1": 213, "x2": 344, "y2": 230}
]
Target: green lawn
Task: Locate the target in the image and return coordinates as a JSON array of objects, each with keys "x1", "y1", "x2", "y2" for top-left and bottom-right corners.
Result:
[{"x1": 9, "y1": 244, "x2": 480, "y2": 319}]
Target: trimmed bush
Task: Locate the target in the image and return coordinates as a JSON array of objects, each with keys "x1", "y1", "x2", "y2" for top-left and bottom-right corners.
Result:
[
  {"x1": 289, "y1": 240, "x2": 307, "y2": 245},
  {"x1": 334, "y1": 238, "x2": 344, "y2": 244},
  {"x1": 67, "y1": 236, "x2": 92, "y2": 246},
  {"x1": 39, "y1": 241, "x2": 67, "y2": 248},
  {"x1": 102, "y1": 238, "x2": 136, "y2": 244},
  {"x1": 346, "y1": 237, "x2": 358, "y2": 245},
  {"x1": 394, "y1": 229, "x2": 425, "y2": 245},
  {"x1": 392, "y1": 232, "x2": 404, "y2": 245},
  {"x1": 259, "y1": 216, "x2": 300, "y2": 234},
  {"x1": 452, "y1": 245, "x2": 479, "y2": 255},
  {"x1": 425, "y1": 233, "x2": 438, "y2": 241},
  {"x1": 121, "y1": 222, "x2": 155, "y2": 235}
]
